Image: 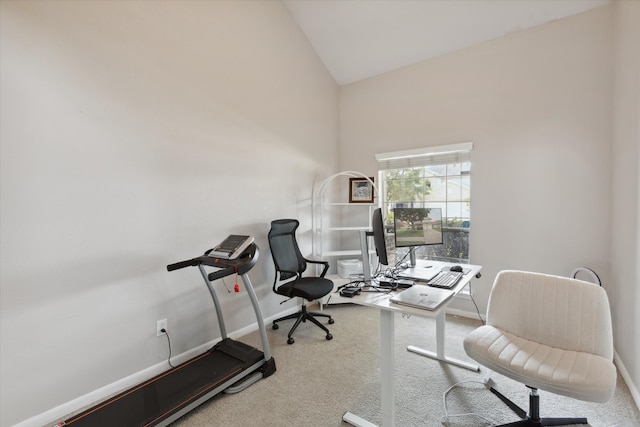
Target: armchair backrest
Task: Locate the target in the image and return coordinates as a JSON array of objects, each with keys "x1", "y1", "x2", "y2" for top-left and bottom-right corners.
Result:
[
  {"x1": 486, "y1": 270, "x2": 613, "y2": 360},
  {"x1": 268, "y1": 219, "x2": 307, "y2": 282}
]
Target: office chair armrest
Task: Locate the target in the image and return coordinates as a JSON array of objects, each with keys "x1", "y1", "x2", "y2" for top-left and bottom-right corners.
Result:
[{"x1": 305, "y1": 259, "x2": 330, "y2": 277}]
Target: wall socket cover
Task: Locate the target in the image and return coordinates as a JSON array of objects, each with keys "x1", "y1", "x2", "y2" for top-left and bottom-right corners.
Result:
[{"x1": 156, "y1": 319, "x2": 167, "y2": 336}]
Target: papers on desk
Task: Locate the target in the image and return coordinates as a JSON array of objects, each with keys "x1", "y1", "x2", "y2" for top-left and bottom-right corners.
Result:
[{"x1": 390, "y1": 285, "x2": 454, "y2": 311}]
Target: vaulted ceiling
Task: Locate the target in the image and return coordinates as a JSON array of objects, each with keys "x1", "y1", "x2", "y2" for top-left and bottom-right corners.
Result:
[{"x1": 283, "y1": 0, "x2": 611, "y2": 85}]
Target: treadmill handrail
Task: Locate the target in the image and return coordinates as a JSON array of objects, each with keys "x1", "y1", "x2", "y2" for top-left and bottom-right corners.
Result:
[{"x1": 166, "y1": 258, "x2": 199, "y2": 271}]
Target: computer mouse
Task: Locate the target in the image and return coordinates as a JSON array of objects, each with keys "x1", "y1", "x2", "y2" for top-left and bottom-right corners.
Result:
[{"x1": 450, "y1": 265, "x2": 463, "y2": 272}]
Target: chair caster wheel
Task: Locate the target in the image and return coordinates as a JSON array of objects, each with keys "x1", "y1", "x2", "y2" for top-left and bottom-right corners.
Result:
[
  {"x1": 287, "y1": 337, "x2": 295, "y2": 345},
  {"x1": 326, "y1": 334, "x2": 333, "y2": 340},
  {"x1": 328, "y1": 318, "x2": 335, "y2": 324},
  {"x1": 272, "y1": 323, "x2": 279, "y2": 330}
]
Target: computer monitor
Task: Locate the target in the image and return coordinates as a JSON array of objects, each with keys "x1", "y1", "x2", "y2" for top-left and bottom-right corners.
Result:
[
  {"x1": 393, "y1": 207, "x2": 443, "y2": 248},
  {"x1": 371, "y1": 208, "x2": 389, "y2": 266}
]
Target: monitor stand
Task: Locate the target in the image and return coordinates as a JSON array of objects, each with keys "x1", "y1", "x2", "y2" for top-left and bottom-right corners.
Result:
[
  {"x1": 409, "y1": 247, "x2": 417, "y2": 267},
  {"x1": 359, "y1": 230, "x2": 373, "y2": 283},
  {"x1": 359, "y1": 231, "x2": 418, "y2": 276}
]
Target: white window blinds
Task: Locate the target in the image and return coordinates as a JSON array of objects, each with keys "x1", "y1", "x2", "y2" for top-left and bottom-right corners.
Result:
[{"x1": 375, "y1": 142, "x2": 473, "y2": 170}]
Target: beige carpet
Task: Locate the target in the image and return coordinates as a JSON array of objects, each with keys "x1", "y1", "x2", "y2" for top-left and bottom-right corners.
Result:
[{"x1": 172, "y1": 303, "x2": 640, "y2": 427}]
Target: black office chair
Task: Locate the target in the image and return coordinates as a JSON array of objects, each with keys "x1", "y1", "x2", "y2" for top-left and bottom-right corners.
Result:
[{"x1": 267, "y1": 219, "x2": 334, "y2": 344}]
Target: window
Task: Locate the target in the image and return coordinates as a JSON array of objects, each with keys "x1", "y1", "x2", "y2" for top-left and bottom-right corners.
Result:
[{"x1": 376, "y1": 143, "x2": 472, "y2": 264}]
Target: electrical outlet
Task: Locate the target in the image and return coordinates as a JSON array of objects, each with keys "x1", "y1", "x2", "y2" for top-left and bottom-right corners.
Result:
[{"x1": 156, "y1": 319, "x2": 167, "y2": 336}]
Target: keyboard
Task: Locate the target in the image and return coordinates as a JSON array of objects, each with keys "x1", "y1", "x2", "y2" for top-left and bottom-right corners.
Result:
[{"x1": 428, "y1": 271, "x2": 463, "y2": 289}]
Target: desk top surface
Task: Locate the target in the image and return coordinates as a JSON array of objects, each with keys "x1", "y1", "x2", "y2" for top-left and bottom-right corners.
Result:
[{"x1": 349, "y1": 261, "x2": 482, "y2": 318}]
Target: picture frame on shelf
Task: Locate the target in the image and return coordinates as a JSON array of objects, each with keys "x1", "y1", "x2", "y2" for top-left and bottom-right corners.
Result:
[{"x1": 349, "y1": 177, "x2": 375, "y2": 203}]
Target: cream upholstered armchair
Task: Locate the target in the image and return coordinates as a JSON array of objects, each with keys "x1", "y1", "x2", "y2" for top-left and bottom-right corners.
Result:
[{"x1": 463, "y1": 270, "x2": 617, "y2": 426}]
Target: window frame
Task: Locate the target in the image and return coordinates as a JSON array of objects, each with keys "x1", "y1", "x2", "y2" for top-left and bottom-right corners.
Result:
[{"x1": 376, "y1": 142, "x2": 472, "y2": 265}]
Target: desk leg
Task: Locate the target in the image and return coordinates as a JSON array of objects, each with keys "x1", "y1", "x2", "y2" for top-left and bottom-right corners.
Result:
[
  {"x1": 380, "y1": 310, "x2": 394, "y2": 426},
  {"x1": 343, "y1": 310, "x2": 394, "y2": 427},
  {"x1": 406, "y1": 311, "x2": 479, "y2": 372}
]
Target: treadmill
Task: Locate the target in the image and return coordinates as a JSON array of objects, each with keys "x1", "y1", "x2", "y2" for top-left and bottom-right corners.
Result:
[{"x1": 60, "y1": 243, "x2": 276, "y2": 427}]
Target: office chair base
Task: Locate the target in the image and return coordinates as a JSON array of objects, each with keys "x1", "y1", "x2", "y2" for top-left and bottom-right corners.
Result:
[
  {"x1": 490, "y1": 386, "x2": 588, "y2": 427},
  {"x1": 272, "y1": 305, "x2": 334, "y2": 344}
]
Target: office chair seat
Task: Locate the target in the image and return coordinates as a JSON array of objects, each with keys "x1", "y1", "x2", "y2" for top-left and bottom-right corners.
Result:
[
  {"x1": 465, "y1": 325, "x2": 616, "y2": 403},
  {"x1": 274, "y1": 276, "x2": 334, "y2": 301},
  {"x1": 463, "y1": 270, "x2": 616, "y2": 426}
]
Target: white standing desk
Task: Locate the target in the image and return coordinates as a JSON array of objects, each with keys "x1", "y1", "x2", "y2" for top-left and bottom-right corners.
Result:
[{"x1": 342, "y1": 262, "x2": 482, "y2": 427}]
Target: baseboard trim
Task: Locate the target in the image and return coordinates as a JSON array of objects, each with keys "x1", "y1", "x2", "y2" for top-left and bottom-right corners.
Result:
[
  {"x1": 14, "y1": 306, "x2": 300, "y2": 427},
  {"x1": 613, "y1": 350, "x2": 640, "y2": 413}
]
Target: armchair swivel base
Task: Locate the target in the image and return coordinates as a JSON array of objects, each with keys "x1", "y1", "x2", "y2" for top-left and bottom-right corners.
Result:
[{"x1": 489, "y1": 385, "x2": 587, "y2": 426}]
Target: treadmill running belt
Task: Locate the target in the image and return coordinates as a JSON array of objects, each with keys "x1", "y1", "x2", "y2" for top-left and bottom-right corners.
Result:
[{"x1": 63, "y1": 339, "x2": 264, "y2": 427}]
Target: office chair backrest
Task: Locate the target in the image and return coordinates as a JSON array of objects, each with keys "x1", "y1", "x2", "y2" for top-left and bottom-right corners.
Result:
[
  {"x1": 487, "y1": 270, "x2": 613, "y2": 360},
  {"x1": 268, "y1": 219, "x2": 307, "y2": 281}
]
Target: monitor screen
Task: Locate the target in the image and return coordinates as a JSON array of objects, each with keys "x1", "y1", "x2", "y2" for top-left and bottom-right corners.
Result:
[
  {"x1": 372, "y1": 208, "x2": 389, "y2": 266},
  {"x1": 393, "y1": 207, "x2": 443, "y2": 248}
]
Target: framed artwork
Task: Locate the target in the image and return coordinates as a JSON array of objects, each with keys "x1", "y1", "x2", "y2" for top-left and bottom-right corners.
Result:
[{"x1": 349, "y1": 177, "x2": 375, "y2": 203}]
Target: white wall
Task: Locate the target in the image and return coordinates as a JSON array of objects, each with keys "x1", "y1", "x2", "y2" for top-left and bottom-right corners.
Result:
[
  {"x1": 340, "y1": 5, "x2": 613, "y2": 305},
  {"x1": 340, "y1": 1, "x2": 640, "y2": 406},
  {"x1": 0, "y1": 1, "x2": 338, "y2": 425},
  {"x1": 611, "y1": 0, "x2": 640, "y2": 408}
]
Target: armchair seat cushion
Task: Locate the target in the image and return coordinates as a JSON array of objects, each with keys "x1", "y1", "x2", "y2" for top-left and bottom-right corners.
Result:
[
  {"x1": 275, "y1": 277, "x2": 334, "y2": 301},
  {"x1": 464, "y1": 325, "x2": 616, "y2": 403}
]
